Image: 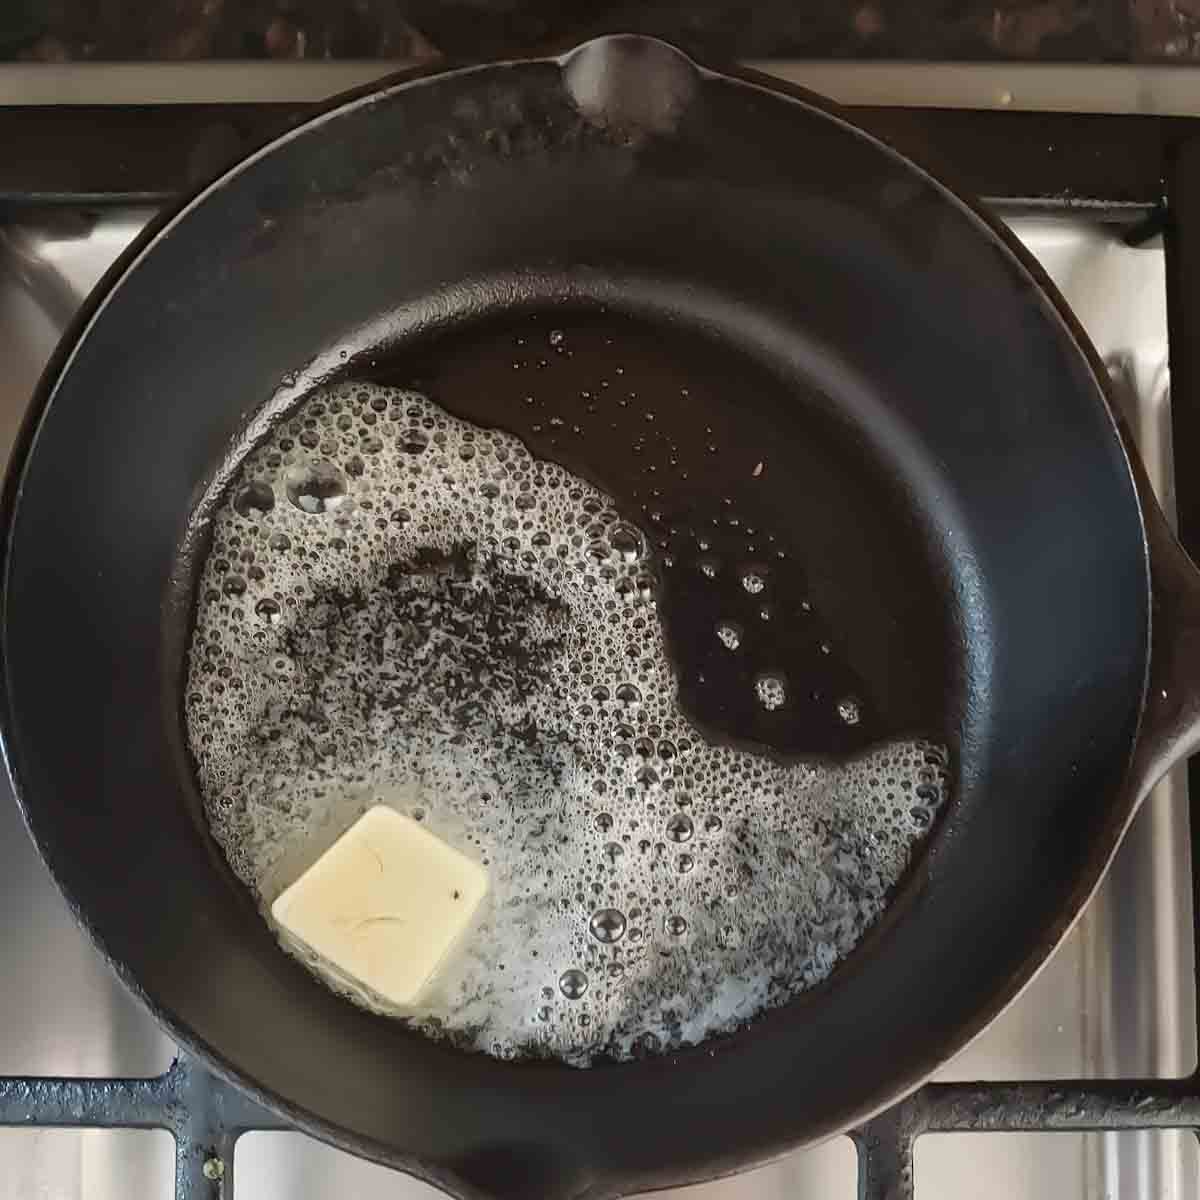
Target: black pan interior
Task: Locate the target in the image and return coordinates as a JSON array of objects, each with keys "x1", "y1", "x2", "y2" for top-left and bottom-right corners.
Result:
[
  {"x1": 0, "y1": 37, "x2": 1148, "y2": 1200},
  {"x1": 366, "y1": 305, "x2": 950, "y2": 758}
]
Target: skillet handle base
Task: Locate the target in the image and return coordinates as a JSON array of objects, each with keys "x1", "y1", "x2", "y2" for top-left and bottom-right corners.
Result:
[
  {"x1": 450, "y1": 1143, "x2": 603, "y2": 1200},
  {"x1": 1128, "y1": 491, "x2": 1200, "y2": 805}
]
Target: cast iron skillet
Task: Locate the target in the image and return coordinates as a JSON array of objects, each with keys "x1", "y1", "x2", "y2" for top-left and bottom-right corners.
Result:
[{"x1": 4, "y1": 33, "x2": 1200, "y2": 1200}]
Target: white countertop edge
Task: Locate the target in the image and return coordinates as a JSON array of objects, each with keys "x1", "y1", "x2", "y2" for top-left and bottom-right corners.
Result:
[{"x1": 0, "y1": 58, "x2": 1198, "y2": 115}]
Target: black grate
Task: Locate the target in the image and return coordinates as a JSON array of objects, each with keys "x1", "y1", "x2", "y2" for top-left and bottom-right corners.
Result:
[
  {"x1": 4, "y1": 1061, "x2": 1200, "y2": 1197},
  {"x1": 853, "y1": 1079, "x2": 1200, "y2": 1199},
  {"x1": 3, "y1": 97, "x2": 1200, "y2": 1200},
  {"x1": 0, "y1": 1057, "x2": 286, "y2": 1196}
]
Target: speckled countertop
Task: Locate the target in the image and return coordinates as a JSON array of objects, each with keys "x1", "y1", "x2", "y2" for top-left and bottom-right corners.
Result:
[{"x1": 1, "y1": 1, "x2": 1198, "y2": 65}]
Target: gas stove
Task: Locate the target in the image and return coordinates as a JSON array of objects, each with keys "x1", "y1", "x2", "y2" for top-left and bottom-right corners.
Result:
[{"x1": 1, "y1": 60, "x2": 1198, "y2": 1200}]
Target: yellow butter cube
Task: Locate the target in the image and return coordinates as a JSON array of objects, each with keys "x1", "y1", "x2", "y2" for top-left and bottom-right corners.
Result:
[{"x1": 271, "y1": 805, "x2": 488, "y2": 1006}]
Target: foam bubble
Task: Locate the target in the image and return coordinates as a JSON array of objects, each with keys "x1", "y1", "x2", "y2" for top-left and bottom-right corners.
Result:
[{"x1": 185, "y1": 384, "x2": 950, "y2": 1066}]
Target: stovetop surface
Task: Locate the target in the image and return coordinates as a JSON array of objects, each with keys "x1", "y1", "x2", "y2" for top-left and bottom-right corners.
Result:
[{"x1": 0, "y1": 96, "x2": 1195, "y2": 1200}]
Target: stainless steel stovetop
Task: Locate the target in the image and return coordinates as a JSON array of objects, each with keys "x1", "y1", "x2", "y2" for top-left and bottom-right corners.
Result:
[{"x1": 0, "y1": 69, "x2": 1195, "y2": 1200}]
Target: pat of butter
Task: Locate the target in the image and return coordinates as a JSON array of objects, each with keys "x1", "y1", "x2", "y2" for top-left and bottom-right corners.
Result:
[{"x1": 271, "y1": 805, "x2": 488, "y2": 1007}]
